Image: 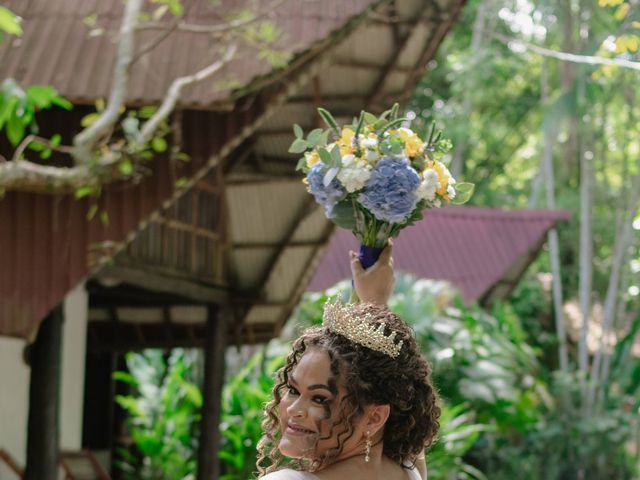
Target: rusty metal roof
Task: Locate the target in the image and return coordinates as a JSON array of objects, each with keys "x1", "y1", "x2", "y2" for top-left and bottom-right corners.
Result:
[
  {"x1": 0, "y1": 0, "x2": 466, "y2": 342},
  {"x1": 0, "y1": 0, "x2": 375, "y2": 109},
  {"x1": 307, "y1": 207, "x2": 571, "y2": 305}
]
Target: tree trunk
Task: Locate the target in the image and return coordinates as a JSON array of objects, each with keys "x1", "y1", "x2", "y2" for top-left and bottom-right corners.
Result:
[
  {"x1": 196, "y1": 305, "x2": 229, "y2": 480},
  {"x1": 450, "y1": 0, "x2": 490, "y2": 178},
  {"x1": 541, "y1": 60, "x2": 569, "y2": 372},
  {"x1": 24, "y1": 306, "x2": 63, "y2": 480}
]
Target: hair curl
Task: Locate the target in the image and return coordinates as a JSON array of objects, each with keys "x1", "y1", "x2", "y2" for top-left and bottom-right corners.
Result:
[{"x1": 256, "y1": 303, "x2": 441, "y2": 476}]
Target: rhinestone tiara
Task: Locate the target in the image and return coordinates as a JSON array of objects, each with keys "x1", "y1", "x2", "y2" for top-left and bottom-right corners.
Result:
[{"x1": 322, "y1": 300, "x2": 404, "y2": 359}]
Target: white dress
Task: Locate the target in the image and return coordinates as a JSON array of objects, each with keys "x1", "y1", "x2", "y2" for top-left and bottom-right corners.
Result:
[{"x1": 273, "y1": 467, "x2": 422, "y2": 479}]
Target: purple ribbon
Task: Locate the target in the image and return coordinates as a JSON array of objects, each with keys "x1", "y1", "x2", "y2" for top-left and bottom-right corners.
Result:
[{"x1": 358, "y1": 245, "x2": 384, "y2": 269}]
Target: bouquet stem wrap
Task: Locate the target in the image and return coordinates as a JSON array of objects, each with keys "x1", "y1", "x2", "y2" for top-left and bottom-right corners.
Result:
[{"x1": 358, "y1": 244, "x2": 384, "y2": 269}]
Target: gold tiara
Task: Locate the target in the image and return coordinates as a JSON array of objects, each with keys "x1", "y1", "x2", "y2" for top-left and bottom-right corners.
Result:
[{"x1": 322, "y1": 300, "x2": 403, "y2": 359}]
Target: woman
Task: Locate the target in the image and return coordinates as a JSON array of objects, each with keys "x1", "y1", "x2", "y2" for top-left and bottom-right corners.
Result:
[{"x1": 257, "y1": 245, "x2": 441, "y2": 479}]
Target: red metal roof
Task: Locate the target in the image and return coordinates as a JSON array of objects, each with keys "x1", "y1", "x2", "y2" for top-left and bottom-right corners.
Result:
[
  {"x1": 306, "y1": 206, "x2": 571, "y2": 305},
  {"x1": 0, "y1": 0, "x2": 374, "y2": 109}
]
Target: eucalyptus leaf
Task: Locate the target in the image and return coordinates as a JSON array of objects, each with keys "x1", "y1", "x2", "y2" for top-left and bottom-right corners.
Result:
[
  {"x1": 330, "y1": 200, "x2": 356, "y2": 229},
  {"x1": 293, "y1": 123, "x2": 303, "y2": 139},
  {"x1": 318, "y1": 147, "x2": 332, "y2": 164},
  {"x1": 288, "y1": 138, "x2": 308, "y2": 154},
  {"x1": 323, "y1": 166, "x2": 339, "y2": 187},
  {"x1": 306, "y1": 128, "x2": 323, "y2": 146}
]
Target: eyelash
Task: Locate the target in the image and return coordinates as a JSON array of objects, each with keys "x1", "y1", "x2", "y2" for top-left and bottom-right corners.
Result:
[{"x1": 285, "y1": 384, "x2": 330, "y2": 405}]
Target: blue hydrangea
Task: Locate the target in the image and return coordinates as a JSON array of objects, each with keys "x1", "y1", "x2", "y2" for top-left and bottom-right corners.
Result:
[
  {"x1": 307, "y1": 163, "x2": 346, "y2": 215},
  {"x1": 358, "y1": 157, "x2": 420, "y2": 223}
]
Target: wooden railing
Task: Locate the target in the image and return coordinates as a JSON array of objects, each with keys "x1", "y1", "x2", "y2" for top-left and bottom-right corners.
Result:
[
  {"x1": 0, "y1": 448, "x2": 110, "y2": 479},
  {"x1": 0, "y1": 449, "x2": 23, "y2": 478}
]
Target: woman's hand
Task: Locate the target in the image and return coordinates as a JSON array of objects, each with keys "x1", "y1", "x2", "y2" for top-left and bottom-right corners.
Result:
[{"x1": 349, "y1": 241, "x2": 395, "y2": 305}]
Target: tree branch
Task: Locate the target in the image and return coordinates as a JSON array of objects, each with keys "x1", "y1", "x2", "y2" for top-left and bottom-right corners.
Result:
[
  {"x1": 491, "y1": 32, "x2": 640, "y2": 71},
  {"x1": 72, "y1": 0, "x2": 143, "y2": 163},
  {"x1": 12, "y1": 135, "x2": 75, "y2": 163},
  {"x1": 0, "y1": 158, "x2": 119, "y2": 193},
  {"x1": 136, "y1": 44, "x2": 238, "y2": 146}
]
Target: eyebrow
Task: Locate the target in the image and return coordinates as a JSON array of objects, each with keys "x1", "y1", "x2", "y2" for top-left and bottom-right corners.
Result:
[{"x1": 289, "y1": 374, "x2": 336, "y2": 394}]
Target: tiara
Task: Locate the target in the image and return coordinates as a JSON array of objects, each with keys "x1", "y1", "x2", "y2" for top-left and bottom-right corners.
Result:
[{"x1": 322, "y1": 300, "x2": 403, "y2": 358}]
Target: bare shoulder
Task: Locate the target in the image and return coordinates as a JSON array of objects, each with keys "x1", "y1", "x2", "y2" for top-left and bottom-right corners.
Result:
[{"x1": 259, "y1": 468, "x2": 309, "y2": 480}]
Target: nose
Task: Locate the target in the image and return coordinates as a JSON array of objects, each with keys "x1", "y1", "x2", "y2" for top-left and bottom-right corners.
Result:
[{"x1": 286, "y1": 397, "x2": 307, "y2": 418}]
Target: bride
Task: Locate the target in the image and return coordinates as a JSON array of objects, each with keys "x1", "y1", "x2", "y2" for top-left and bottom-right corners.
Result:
[{"x1": 257, "y1": 244, "x2": 440, "y2": 480}]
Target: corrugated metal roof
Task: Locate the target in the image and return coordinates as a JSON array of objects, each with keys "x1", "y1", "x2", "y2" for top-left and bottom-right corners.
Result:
[
  {"x1": 306, "y1": 206, "x2": 571, "y2": 305},
  {"x1": 0, "y1": 0, "x2": 467, "y2": 342},
  {"x1": 0, "y1": 0, "x2": 374, "y2": 109}
]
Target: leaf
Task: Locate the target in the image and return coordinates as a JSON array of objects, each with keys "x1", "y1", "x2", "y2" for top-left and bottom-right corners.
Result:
[
  {"x1": 293, "y1": 123, "x2": 303, "y2": 139},
  {"x1": 318, "y1": 147, "x2": 332, "y2": 164},
  {"x1": 330, "y1": 200, "x2": 356, "y2": 229},
  {"x1": 363, "y1": 112, "x2": 378, "y2": 124},
  {"x1": 26, "y1": 85, "x2": 57, "y2": 109},
  {"x1": 75, "y1": 186, "x2": 95, "y2": 199},
  {"x1": 317, "y1": 107, "x2": 340, "y2": 136},
  {"x1": 0, "y1": 6, "x2": 22, "y2": 36},
  {"x1": 118, "y1": 160, "x2": 133, "y2": 176},
  {"x1": 323, "y1": 166, "x2": 339, "y2": 187},
  {"x1": 175, "y1": 177, "x2": 189, "y2": 188},
  {"x1": 80, "y1": 112, "x2": 100, "y2": 127},
  {"x1": 452, "y1": 182, "x2": 475, "y2": 205},
  {"x1": 151, "y1": 136, "x2": 167, "y2": 153},
  {"x1": 288, "y1": 138, "x2": 308, "y2": 154},
  {"x1": 306, "y1": 128, "x2": 323, "y2": 146},
  {"x1": 329, "y1": 144, "x2": 341, "y2": 167},
  {"x1": 6, "y1": 113, "x2": 24, "y2": 145},
  {"x1": 86, "y1": 204, "x2": 98, "y2": 221},
  {"x1": 50, "y1": 133, "x2": 61, "y2": 147},
  {"x1": 100, "y1": 211, "x2": 109, "y2": 226},
  {"x1": 295, "y1": 156, "x2": 306, "y2": 172}
]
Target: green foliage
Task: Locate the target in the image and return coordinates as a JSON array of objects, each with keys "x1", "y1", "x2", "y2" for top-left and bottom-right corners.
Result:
[
  {"x1": 219, "y1": 347, "x2": 285, "y2": 480},
  {"x1": 0, "y1": 79, "x2": 72, "y2": 147},
  {"x1": 0, "y1": 6, "x2": 22, "y2": 42},
  {"x1": 114, "y1": 350, "x2": 201, "y2": 480}
]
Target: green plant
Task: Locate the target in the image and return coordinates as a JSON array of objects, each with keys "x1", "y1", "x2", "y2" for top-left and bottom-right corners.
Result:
[{"x1": 114, "y1": 349, "x2": 201, "y2": 480}]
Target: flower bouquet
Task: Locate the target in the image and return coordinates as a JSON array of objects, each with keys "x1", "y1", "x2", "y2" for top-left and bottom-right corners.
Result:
[{"x1": 289, "y1": 104, "x2": 473, "y2": 270}]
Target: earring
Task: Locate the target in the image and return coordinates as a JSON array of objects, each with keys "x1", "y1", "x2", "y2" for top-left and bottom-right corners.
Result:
[{"x1": 364, "y1": 430, "x2": 372, "y2": 463}]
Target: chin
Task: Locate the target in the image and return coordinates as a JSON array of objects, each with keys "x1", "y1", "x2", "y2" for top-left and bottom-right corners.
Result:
[{"x1": 278, "y1": 434, "x2": 318, "y2": 459}]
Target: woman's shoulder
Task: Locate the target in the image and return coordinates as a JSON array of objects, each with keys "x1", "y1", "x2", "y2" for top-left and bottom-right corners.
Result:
[{"x1": 260, "y1": 468, "x2": 320, "y2": 480}]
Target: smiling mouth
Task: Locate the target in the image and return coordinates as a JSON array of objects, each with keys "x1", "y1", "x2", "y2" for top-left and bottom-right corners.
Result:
[{"x1": 286, "y1": 423, "x2": 316, "y2": 435}]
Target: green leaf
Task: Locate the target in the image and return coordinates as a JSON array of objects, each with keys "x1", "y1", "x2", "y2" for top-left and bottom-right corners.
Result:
[
  {"x1": 306, "y1": 128, "x2": 323, "y2": 146},
  {"x1": 317, "y1": 107, "x2": 340, "y2": 137},
  {"x1": 175, "y1": 177, "x2": 189, "y2": 188},
  {"x1": 75, "y1": 186, "x2": 95, "y2": 199},
  {"x1": 6, "y1": 113, "x2": 24, "y2": 145},
  {"x1": 100, "y1": 211, "x2": 109, "y2": 226},
  {"x1": 118, "y1": 160, "x2": 133, "y2": 176},
  {"x1": 295, "y1": 156, "x2": 307, "y2": 172},
  {"x1": 293, "y1": 123, "x2": 303, "y2": 139},
  {"x1": 0, "y1": 6, "x2": 23, "y2": 36},
  {"x1": 452, "y1": 182, "x2": 475, "y2": 205},
  {"x1": 26, "y1": 85, "x2": 57, "y2": 109},
  {"x1": 363, "y1": 112, "x2": 378, "y2": 124},
  {"x1": 329, "y1": 144, "x2": 341, "y2": 167},
  {"x1": 330, "y1": 200, "x2": 356, "y2": 229},
  {"x1": 50, "y1": 134, "x2": 61, "y2": 147},
  {"x1": 288, "y1": 138, "x2": 308, "y2": 154},
  {"x1": 151, "y1": 136, "x2": 167, "y2": 153},
  {"x1": 86, "y1": 204, "x2": 98, "y2": 221},
  {"x1": 318, "y1": 147, "x2": 332, "y2": 164},
  {"x1": 80, "y1": 112, "x2": 100, "y2": 127}
]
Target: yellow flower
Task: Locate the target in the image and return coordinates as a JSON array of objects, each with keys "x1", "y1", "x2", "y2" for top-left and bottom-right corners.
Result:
[
  {"x1": 398, "y1": 129, "x2": 424, "y2": 158},
  {"x1": 339, "y1": 127, "x2": 355, "y2": 156},
  {"x1": 305, "y1": 151, "x2": 320, "y2": 168},
  {"x1": 427, "y1": 160, "x2": 451, "y2": 198}
]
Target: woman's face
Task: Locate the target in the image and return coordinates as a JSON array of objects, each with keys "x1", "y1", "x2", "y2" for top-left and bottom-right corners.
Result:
[{"x1": 278, "y1": 348, "x2": 367, "y2": 463}]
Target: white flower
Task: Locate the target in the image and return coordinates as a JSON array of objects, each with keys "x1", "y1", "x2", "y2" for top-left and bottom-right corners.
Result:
[
  {"x1": 337, "y1": 165, "x2": 372, "y2": 193},
  {"x1": 447, "y1": 184, "x2": 456, "y2": 199},
  {"x1": 360, "y1": 137, "x2": 378, "y2": 150},
  {"x1": 416, "y1": 170, "x2": 439, "y2": 202},
  {"x1": 341, "y1": 154, "x2": 356, "y2": 167},
  {"x1": 365, "y1": 149, "x2": 380, "y2": 162}
]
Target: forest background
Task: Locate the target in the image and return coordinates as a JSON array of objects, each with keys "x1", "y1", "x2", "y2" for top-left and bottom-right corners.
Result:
[{"x1": 1, "y1": 0, "x2": 639, "y2": 478}]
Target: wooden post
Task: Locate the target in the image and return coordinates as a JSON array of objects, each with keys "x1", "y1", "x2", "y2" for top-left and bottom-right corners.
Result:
[
  {"x1": 196, "y1": 305, "x2": 228, "y2": 480},
  {"x1": 24, "y1": 305, "x2": 63, "y2": 480}
]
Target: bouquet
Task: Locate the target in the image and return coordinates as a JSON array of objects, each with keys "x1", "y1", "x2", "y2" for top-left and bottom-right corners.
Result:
[{"x1": 289, "y1": 104, "x2": 473, "y2": 269}]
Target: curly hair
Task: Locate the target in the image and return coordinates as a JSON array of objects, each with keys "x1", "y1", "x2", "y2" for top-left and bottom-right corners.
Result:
[{"x1": 256, "y1": 303, "x2": 441, "y2": 476}]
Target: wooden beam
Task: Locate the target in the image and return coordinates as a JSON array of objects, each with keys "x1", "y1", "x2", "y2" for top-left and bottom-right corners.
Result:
[
  {"x1": 197, "y1": 306, "x2": 229, "y2": 480},
  {"x1": 232, "y1": 240, "x2": 327, "y2": 249},
  {"x1": 96, "y1": 264, "x2": 229, "y2": 303},
  {"x1": 24, "y1": 305, "x2": 63, "y2": 480}
]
